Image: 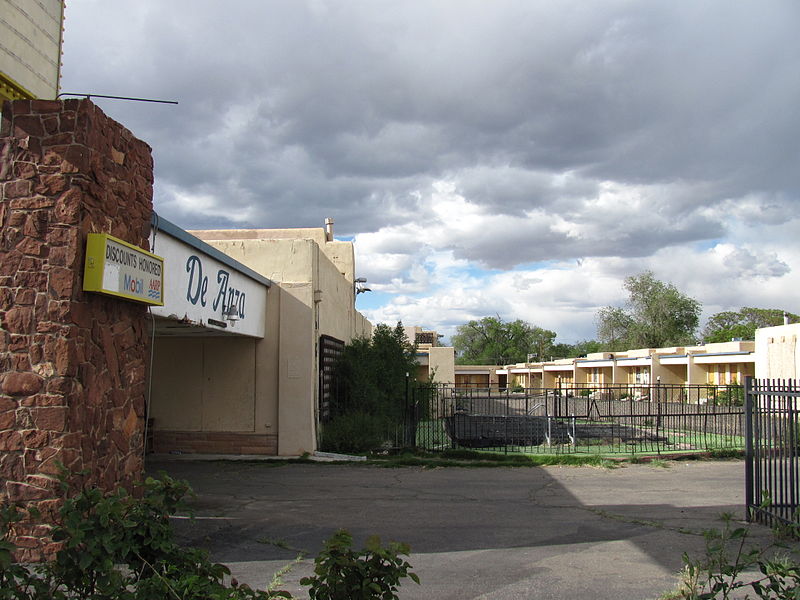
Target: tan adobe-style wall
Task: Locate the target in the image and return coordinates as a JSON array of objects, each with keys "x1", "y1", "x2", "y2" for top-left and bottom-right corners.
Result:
[
  {"x1": 755, "y1": 323, "x2": 800, "y2": 379},
  {"x1": 425, "y1": 346, "x2": 455, "y2": 383},
  {"x1": 149, "y1": 335, "x2": 276, "y2": 455},
  {"x1": 192, "y1": 233, "x2": 368, "y2": 345},
  {"x1": 150, "y1": 229, "x2": 372, "y2": 457},
  {"x1": 192, "y1": 227, "x2": 357, "y2": 286}
]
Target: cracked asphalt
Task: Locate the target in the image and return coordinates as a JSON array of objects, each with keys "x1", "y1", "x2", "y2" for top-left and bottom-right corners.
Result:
[{"x1": 146, "y1": 458, "x2": 772, "y2": 599}]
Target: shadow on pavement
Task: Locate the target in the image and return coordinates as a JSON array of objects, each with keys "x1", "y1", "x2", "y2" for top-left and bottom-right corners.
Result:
[{"x1": 145, "y1": 459, "x2": 769, "y2": 600}]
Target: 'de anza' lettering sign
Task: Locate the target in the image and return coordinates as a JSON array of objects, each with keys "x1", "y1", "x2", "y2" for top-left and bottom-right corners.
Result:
[
  {"x1": 149, "y1": 226, "x2": 267, "y2": 338},
  {"x1": 83, "y1": 233, "x2": 164, "y2": 306}
]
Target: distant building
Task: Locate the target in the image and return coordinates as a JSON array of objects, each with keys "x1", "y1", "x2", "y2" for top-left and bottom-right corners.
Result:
[
  {"x1": 404, "y1": 326, "x2": 455, "y2": 384},
  {"x1": 1, "y1": 1, "x2": 64, "y2": 100},
  {"x1": 501, "y1": 340, "x2": 756, "y2": 396},
  {"x1": 454, "y1": 364, "x2": 507, "y2": 389}
]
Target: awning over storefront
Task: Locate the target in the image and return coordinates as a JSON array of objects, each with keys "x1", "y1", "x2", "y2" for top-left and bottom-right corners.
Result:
[{"x1": 149, "y1": 214, "x2": 271, "y2": 338}]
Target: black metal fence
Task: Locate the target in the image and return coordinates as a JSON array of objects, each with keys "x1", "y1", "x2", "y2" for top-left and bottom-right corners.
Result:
[
  {"x1": 411, "y1": 383, "x2": 746, "y2": 456},
  {"x1": 745, "y1": 377, "x2": 799, "y2": 527}
]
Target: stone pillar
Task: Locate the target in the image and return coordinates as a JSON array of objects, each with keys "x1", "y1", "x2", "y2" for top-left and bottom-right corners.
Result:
[{"x1": 0, "y1": 99, "x2": 153, "y2": 560}]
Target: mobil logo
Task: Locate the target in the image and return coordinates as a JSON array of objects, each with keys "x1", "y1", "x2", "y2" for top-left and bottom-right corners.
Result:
[{"x1": 123, "y1": 273, "x2": 144, "y2": 295}]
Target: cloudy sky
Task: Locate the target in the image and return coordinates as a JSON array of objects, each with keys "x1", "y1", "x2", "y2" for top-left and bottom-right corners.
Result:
[{"x1": 60, "y1": 1, "x2": 800, "y2": 344}]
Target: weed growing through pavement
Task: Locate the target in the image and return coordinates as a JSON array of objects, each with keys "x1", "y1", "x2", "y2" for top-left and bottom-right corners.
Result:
[{"x1": 664, "y1": 503, "x2": 800, "y2": 599}]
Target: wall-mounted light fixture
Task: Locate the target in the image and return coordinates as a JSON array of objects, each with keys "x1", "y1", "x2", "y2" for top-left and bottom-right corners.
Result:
[
  {"x1": 223, "y1": 305, "x2": 239, "y2": 326},
  {"x1": 354, "y1": 277, "x2": 371, "y2": 295}
]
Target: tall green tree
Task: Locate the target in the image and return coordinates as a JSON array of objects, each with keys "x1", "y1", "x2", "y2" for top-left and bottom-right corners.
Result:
[
  {"x1": 321, "y1": 322, "x2": 418, "y2": 453},
  {"x1": 334, "y1": 322, "x2": 417, "y2": 420},
  {"x1": 702, "y1": 307, "x2": 799, "y2": 342},
  {"x1": 596, "y1": 271, "x2": 701, "y2": 349},
  {"x1": 595, "y1": 306, "x2": 634, "y2": 351},
  {"x1": 451, "y1": 317, "x2": 556, "y2": 364}
]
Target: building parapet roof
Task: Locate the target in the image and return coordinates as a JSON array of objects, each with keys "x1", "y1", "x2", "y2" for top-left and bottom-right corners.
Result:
[
  {"x1": 152, "y1": 213, "x2": 273, "y2": 287},
  {"x1": 691, "y1": 351, "x2": 753, "y2": 357}
]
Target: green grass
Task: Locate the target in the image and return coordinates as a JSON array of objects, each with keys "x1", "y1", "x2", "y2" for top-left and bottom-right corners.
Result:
[
  {"x1": 415, "y1": 418, "x2": 451, "y2": 449},
  {"x1": 413, "y1": 416, "x2": 746, "y2": 458},
  {"x1": 363, "y1": 449, "x2": 618, "y2": 468},
  {"x1": 361, "y1": 447, "x2": 745, "y2": 469}
]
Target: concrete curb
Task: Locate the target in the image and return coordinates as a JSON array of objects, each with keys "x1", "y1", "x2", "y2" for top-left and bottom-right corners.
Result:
[{"x1": 146, "y1": 452, "x2": 368, "y2": 463}]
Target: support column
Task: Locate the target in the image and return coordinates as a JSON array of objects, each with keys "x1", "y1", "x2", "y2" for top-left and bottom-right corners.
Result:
[{"x1": 0, "y1": 99, "x2": 153, "y2": 560}]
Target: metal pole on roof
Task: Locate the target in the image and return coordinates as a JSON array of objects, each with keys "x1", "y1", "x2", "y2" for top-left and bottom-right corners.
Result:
[{"x1": 56, "y1": 92, "x2": 178, "y2": 104}]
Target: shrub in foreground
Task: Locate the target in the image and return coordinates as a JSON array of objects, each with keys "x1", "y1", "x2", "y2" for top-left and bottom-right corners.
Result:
[
  {"x1": 1, "y1": 473, "x2": 418, "y2": 600},
  {"x1": 1, "y1": 472, "x2": 291, "y2": 599},
  {"x1": 301, "y1": 529, "x2": 419, "y2": 600}
]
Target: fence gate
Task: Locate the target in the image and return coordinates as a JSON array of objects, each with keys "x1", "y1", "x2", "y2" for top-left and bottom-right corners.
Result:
[{"x1": 745, "y1": 377, "x2": 800, "y2": 527}]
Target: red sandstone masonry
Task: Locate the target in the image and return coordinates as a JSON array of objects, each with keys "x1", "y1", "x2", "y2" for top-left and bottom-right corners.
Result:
[
  {"x1": 0, "y1": 99, "x2": 153, "y2": 561},
  {"x1": 153, "y1": 431, "x2": 278, "y2": 455}
]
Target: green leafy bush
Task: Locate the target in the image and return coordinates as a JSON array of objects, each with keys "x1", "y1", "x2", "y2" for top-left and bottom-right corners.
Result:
[
  {"x1": 320, "y1": 413, "x2": 388, "y2": 454},
  {"x1": 2, "y1": 475, "x2": 419, "y2": 600},
  {"x1": 300, "y1": 529, "x2": 418, "y2": 600},
  {"x1": 321, "y1": 323, "x2": 419, "y2": 453},
  {"x1": 714, "y1": 386, "x2": 744, "y2": 406},
  {"x1": 0, "y1": 473, "x2": 291, "y2": 599}
]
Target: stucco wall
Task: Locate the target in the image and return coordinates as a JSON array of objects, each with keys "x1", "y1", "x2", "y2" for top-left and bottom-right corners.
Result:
[
  {"x1": 151, "y1": 337, "x2": 257, "y2": 432},
  {"x1": 354, "y1": 311, "x2": 373, "y2": 338},
  {"x1": 276, "y1": 282, "x2": 316, "y2": 455},
  {"x1": 755, "y1": 324, "x2": 800, "y2": 380},
  {"x1": 428, "y1": 346, "x2": 455, "y2": 383},
  {"x1": 191, "y1": 227, "x2": 356, "y2": 285},
  {"x1": 168, "y1": 230, "x2": 371, "y2": 456}
]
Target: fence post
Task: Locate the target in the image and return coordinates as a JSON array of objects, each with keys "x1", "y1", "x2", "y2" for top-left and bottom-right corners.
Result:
[
  {"x1": 655, "y1": 377, "x2": 662, "y2": 431},
  {"x1": 404, "y1": 372, "x2": 410, "y2": 449},
  {"x1": 744, "y1": 376, "x2": 754, "y2": 522},
  {"x1": 505, "y1": 386, "x2": 509, "y2": 455},
  {"x1": 789, "y1": 379, "x2": 798, "y2": 524}
]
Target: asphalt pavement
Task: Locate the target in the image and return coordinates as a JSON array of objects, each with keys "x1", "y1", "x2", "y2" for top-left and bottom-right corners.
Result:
[{"x1": 145, "y1": 458, "x2": 773, "y2": 600}]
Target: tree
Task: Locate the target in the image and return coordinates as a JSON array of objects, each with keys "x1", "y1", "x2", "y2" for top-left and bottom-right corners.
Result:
[
  {"x1": 595, "y1": 306, "x2": 634, "y2": 351},
  {"x1": 451, "y1": 317, "x2": 556, "y2": 365},
  {"x1": 334, "y1": 322, "x2": 417, "y2": 419},
  {"x1": 702, "y1": 307, "x2": 799, "y2": 342},
  {"x1": 596, "y1": 271, "x2": 701, "y2": 349},
  {"x1": 322, "y1": 322, "x2": 418, "y2": 453},
  {"x1": 551, "y1": 339, "x2": 605, "y2": 359}
]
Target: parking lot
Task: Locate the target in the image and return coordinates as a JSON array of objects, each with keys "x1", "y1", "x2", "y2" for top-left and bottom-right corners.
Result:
[{"x1": 147, "y1": 458, "x2": 770, "y2": 599}]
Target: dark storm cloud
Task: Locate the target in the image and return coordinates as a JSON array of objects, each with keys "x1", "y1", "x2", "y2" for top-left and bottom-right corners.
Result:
[
  {"x1": 61, "y1": 0, "x2": 800, "y2": 264},
  {"x1": 442, "y1": 206, "x2": 723, "y2": 269}
]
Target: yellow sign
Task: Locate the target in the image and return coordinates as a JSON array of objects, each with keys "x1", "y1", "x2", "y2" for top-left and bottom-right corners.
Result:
[{"x1": 83, "y1": 233, "x2": 164, "y2": 306}]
